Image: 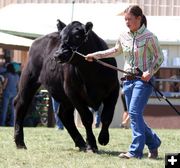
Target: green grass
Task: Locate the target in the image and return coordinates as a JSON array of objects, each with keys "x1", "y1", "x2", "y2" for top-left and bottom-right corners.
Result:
[{"x1": 0, "y1": 127, "x2": 180, "y2": 168}]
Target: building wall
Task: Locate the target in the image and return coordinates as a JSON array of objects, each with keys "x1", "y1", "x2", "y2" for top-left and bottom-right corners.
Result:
[
  {"x1": 13, "y1": 50, "x2": 28, "y2": 66},
  {"x1": 161, "y1": 44, "x2": 180, "y2": 67}
]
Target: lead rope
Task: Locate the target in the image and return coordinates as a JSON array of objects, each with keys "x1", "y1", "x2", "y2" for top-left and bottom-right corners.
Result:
[
  {"x1": 74, "y1": 51, "x2": 134, "y2": 76},
  {"x1": 74, "y1": 51, "x2": 180, "y2": 115}
]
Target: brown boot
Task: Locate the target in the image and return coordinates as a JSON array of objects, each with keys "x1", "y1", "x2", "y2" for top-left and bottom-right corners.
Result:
[{"x1": 148, "y1": 149, "x2": 158, "y2": 159}]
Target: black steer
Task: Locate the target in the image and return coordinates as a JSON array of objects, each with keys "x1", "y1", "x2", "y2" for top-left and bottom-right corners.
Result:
[{"x1": 14, "y1": 20, "x2": 119, "y2": 152}]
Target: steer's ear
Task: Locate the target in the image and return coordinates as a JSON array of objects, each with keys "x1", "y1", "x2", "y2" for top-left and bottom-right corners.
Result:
[
  {"x1": 57, "y1": 19, "x2": 66, "y2": 31},
  {"x1": 85, "y1": 22, "x2": 93, "y2": 32}
]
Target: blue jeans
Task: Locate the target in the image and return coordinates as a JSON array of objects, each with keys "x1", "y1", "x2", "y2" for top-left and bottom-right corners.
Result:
[
  {"x1": 89, "y1": 103, "x2": 103, "y2": 127},
  {"x1": 0, "y1": 92, "x2": 16, "y2": 126},
  {"x1": 123, "y1": 78, "x2": 161, "y2": 158},
  {"x1": 95, "y1": 112, "x2": 101, "y2": 127},
  {"x1": 51, "y1": 98, "x2": 64, "y2": 129}
]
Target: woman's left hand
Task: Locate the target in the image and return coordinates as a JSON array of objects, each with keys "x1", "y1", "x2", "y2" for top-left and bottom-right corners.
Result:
[{"x1": 141, "y1": 71, "x2": 151, "y2": 82}]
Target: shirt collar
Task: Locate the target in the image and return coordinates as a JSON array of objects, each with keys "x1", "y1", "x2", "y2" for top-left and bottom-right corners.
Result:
[{"x1": 128, "y1": 24, "x2": 146, "y2": 37}]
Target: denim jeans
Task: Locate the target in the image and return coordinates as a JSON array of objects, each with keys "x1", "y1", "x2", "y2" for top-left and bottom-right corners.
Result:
[
  {"x1": 89, "y1": 103, "x2": 103, "y2": 128},
  {"x1": 51, "y1": 98, "x2": 64, "y2": 129},
  {"x1": 0, "y1": 92, "x2": 15, "y2": 126},
  {"x1": 123, "y1": 78, "x2": 161, "y2": 158}
]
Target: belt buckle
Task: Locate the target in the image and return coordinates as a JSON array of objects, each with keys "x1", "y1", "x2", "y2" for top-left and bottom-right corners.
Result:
[{"x1": 126, "y1": 75, "x2": 132, "y2": 80}]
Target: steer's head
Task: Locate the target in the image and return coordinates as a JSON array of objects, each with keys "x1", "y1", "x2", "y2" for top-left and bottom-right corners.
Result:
[{"x1": 54, "y1": 21, "x2": 93, "y2": 63}]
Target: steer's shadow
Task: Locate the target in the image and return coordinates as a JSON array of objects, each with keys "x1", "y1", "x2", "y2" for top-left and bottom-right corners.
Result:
[
  {"x1": 97, "y1": 150, "x2": 121, "y2": 157},
  {"x1": 97, "y1": 150, "x2": 164, "y2": 160}
]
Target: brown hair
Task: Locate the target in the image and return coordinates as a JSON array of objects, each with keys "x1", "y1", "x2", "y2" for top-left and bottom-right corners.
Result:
[{"x1": 124, "y1": 5, "x2": 147, "y2": 27}]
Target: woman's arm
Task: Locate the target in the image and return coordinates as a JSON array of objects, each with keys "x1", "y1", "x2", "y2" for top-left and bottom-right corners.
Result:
[
  {"x1": 147, "y1": 36, "x2": 164, "y2": 76},
  {"x1": 85, "y1": 42, "x2": 122, "y2": 62},
  {"x1": 141, "y1": 35, "x2": 164, "y2": 82}
]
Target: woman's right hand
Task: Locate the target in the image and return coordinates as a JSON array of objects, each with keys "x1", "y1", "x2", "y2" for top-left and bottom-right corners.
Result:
[{"x1": 141, "y1": 71, "x2": 151, "y2": 82}]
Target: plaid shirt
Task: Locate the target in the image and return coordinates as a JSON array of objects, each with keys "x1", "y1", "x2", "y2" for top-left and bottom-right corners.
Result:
[{"x1": 115, "y1": 24, "x2": 164, "y2": 76}]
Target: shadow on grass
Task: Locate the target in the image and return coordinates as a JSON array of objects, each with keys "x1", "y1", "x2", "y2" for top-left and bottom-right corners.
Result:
[
  {"x1": 97, "y1": 149, "x2": 121, "y2": 157},
  {"x1": 65, "y1": 147, "x2": 164, "y2": 160},
  {"x1": 65, "y1": 148, "x2": 120, "y2": 156},
  {"x1": 97, "y1": 150, "x2": 164, "y2": 160}
]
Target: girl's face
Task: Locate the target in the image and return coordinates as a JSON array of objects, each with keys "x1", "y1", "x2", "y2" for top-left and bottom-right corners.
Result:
[{"x1": 124, "y1": 13, "x2": 141, "y2": 32}]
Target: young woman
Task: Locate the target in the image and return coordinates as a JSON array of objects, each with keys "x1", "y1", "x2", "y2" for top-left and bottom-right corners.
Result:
[{"x1": 85, "y1": 5, "x2": 164, "y2": 159}]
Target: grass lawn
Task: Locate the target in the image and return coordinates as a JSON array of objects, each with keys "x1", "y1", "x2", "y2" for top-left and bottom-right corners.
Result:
[{"x1": 0, "y1": 127, "x2": 180, "y2": 168}]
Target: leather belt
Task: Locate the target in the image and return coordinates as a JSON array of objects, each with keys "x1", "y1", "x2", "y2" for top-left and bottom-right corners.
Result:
[{"x1": 121, "y1": 75, "x2": 137, "y2": 81}]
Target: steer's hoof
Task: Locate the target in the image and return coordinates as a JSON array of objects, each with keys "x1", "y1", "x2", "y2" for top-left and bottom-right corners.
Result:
[
  {"x1": 98, "y1": 130, "x2": 109, "y2": 146},
  {"x1": 15, "y1": 141, "x2": 27, "y2": 149},
  {"x1": 79, "y1": 145, "x2": 98, "y2": 153},
  {"x1": 86, "y1": 145, "x2": 98, "y2": 153},
  {"x1": 16, "y1": 144, "x2": 27, "y2": 149},
  {"x1": 79, "y1": 146, "x2": 87, "y2": 152}
]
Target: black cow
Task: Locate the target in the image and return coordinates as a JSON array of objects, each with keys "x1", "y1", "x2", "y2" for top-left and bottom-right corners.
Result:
[{"x1": 14, "y1": 20, "x2": 119, "y2": 152}]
